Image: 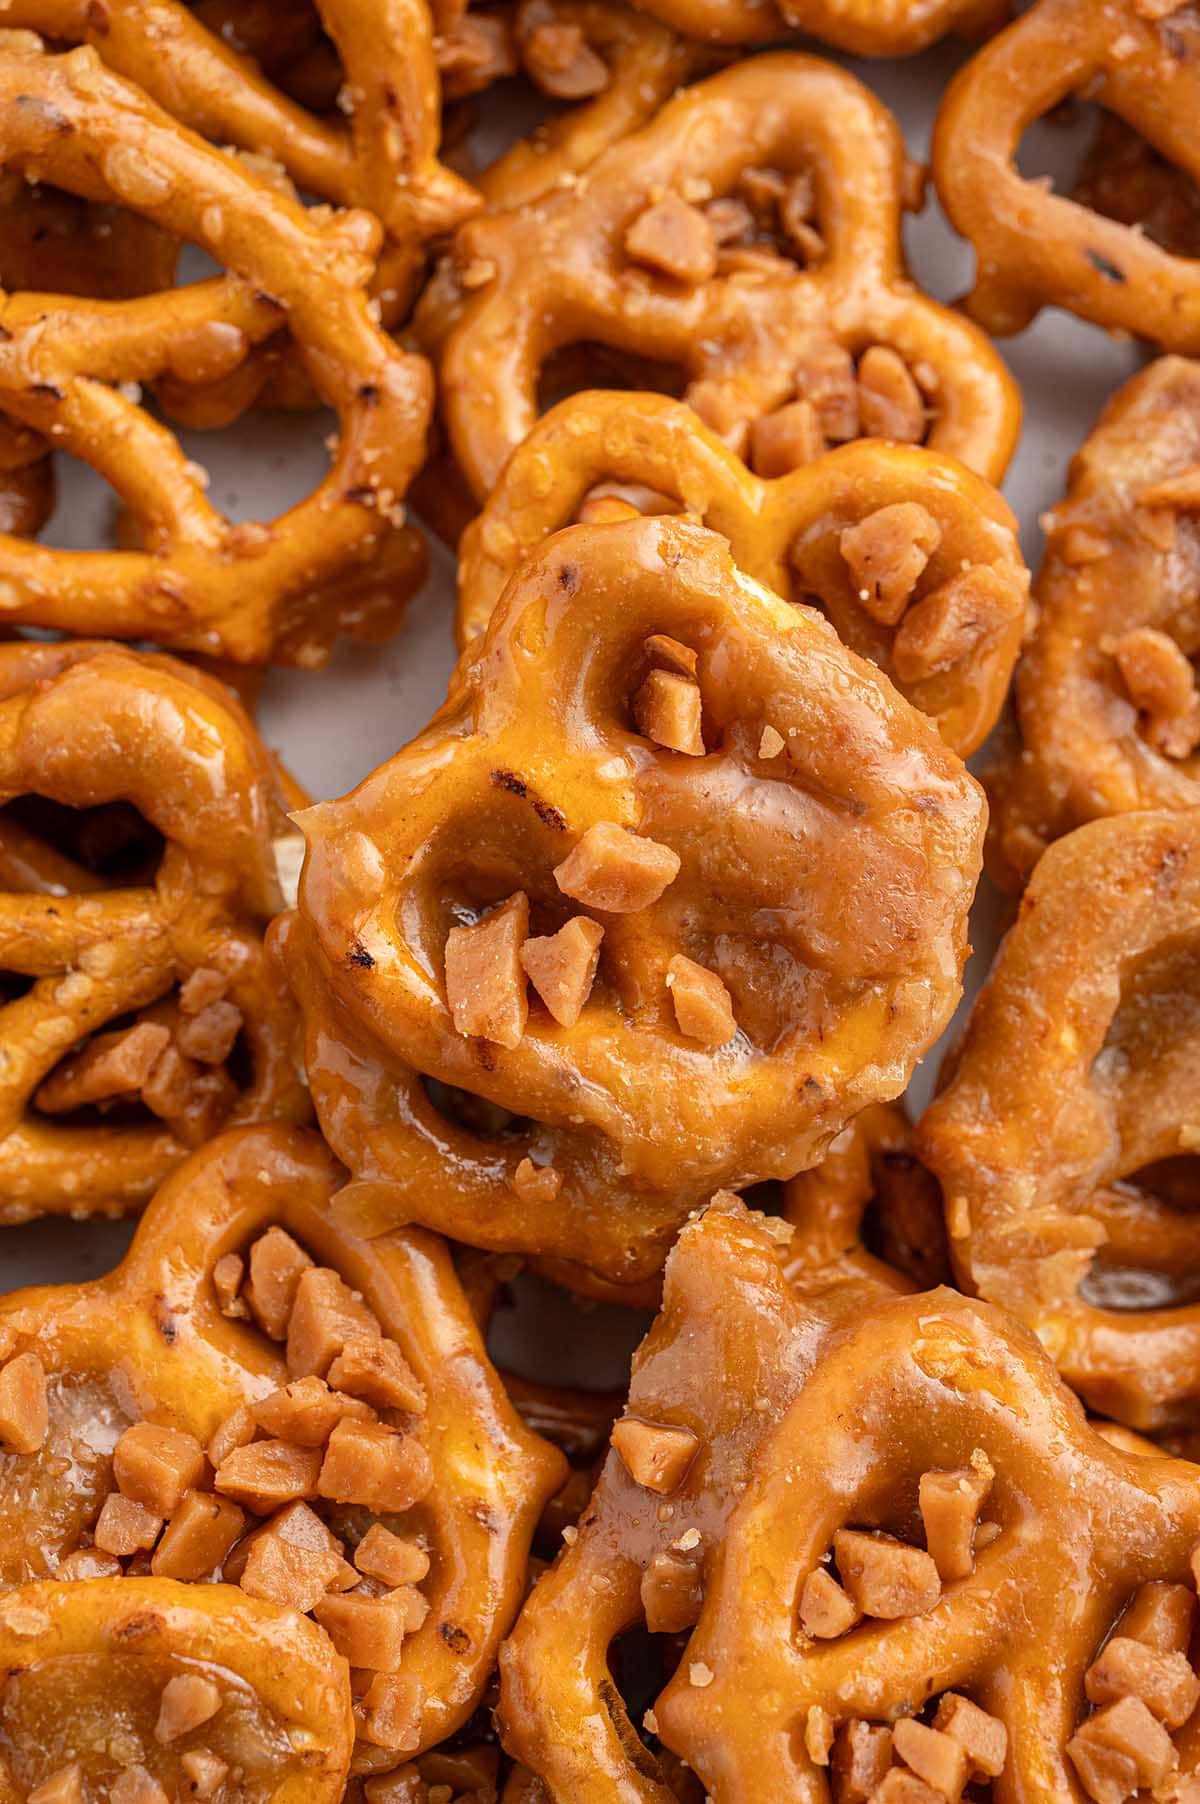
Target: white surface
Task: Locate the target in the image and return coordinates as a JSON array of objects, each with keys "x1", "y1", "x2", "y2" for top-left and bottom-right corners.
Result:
[{"x1": 0, "y1": 35, "x2": 1150, "y2": 1305}]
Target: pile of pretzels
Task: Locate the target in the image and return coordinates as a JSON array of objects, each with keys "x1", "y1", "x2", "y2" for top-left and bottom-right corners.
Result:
[{"x1": 3, "y1": 1, "x2": 1200, "y2": 1799}]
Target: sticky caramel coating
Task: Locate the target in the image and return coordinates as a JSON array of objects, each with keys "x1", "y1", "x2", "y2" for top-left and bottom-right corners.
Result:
[
  {"x1": 612, "y1": 0, "x2": 1006, "y2": 52},
  {"x1": 654, "y1": 1286, "x2": 1200, "y2": 1801},
  {"x1": 0, "y1": 1577, "x2": 352, "y2": 1801},
  {"x1": 783, "y1": 1100, "x2": 950, "y2": 1298},
  {"x1": 0, "y1": 1125, "x2": 567, "y2": 1760},
  {"x1": 933, "y1": 0, "x2": 1200, "y2": 347},
  {"x1": 498, "y1": 1196, "x2": 884, "y2": 1803},
  {"x1": 0, "y1": 641, "x2": 310, "y2": 1224},
  {"x1": 0, "y1": 41, "x2": 433, "y2": 665},
  {"x1": 918, "y1": 810, "x2": 1200, "y2": 1432},
  {"x1": 280, "y1": 515, "x2": 984, "y2": 1286},
  {"x1": 458, "y1": 391, "x2": 1028, "y2": 756},
  {"x1": 416, "y1": 54, "x2": 1020, "y2": 505},
  {"x1": 988, "y1": 357, "x2": 1200, "y2": 890},
  {"x1": 2, "y1": 0, "x2": 476, "y2": 327}
]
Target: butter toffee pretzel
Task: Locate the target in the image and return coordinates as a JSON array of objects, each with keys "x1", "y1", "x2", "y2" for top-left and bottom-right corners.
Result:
[
  {"x1": 919, "y1": 809, "x2": 1200, "y2": 1433},
  {"x1": 0, "y1": 641, "x2": 309, "y2": 1225},
  {"x1": 417, "y1": 53, "x2": 1020, "y2": 508},
  {"x1": 458, "y1": 390, "x2": 1029, "y2": 757},
  {"x1": 988, "y1": 356, "x2": 1200, "y2": 890},
  {"x1": 0, "y1": 38, "x2": 434, "y2": 665},
  {"x1": 278, "y1": 513, "x2": 984, "y2": 1288},
  {"x1": 934, "y1": 0, "x2": 1200, "y2": 350},
  {"x1": 0, "y1": 1126, "x2": 566, "y2": 1795}
]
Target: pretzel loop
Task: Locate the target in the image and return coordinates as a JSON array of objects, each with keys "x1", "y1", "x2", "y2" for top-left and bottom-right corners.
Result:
[
  {"x1": 0, "y1": 42, "x2": 433, "y2": 663},
  {"x1": 283, "y1": 514, "x2": 983, "y2": 1284},
  {"x1": 459, "y1": 391, "x2": 1029, "y2": 755},
  {"x1": 919, "y1": 810, "x2": 1200, "y2": 1431},
  {"x1": 417, "y1": 53, "x2": 1020, "y2": 504},
  {"x1": 934, "y1": 0, "x2": 1200, "y2": 347}
]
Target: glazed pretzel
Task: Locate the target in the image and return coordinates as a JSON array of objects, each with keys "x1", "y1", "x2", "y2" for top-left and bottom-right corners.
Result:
[
  {"x1": 0, "y1": 641, "x2": 310, "y2": 1224},
  {"x1": 0, "y1": 1577, "x2": 352, "y2": 1801},
  {"x1": 2, "y1": 0, "x2": 476, "y2": 321},
  {"x1": 656, "y1": 1287, "x2": 1200, "y2": 1803},
  {"x1": 918, "y1": 809, "x2": 1200, "y2": 1432},
  {"x1": 0, "y1": 41, "x2": 433, "y2": 665},
  {"x1": 988, "y1": 356, "x2": 1200, "y2": 889},
  {"x1": 612, "y1": 0, "x2": 1006, "y2": 52},
  {"x1": 497, "y1": 1195, "x2": 913, "y2": 1803},
  {"x1": 0, "y1": 1125, "x2": 567, "y2": 1771},
  {"x1": 416, "y1": 53, "x2": 1020, "y2": 506},
  {"x1": 458, "y1": 391, "x2": 1029, "y2": 756},
  {"x1": 934, "y1": 0, "x2": 1200, "y2": 347},
  {"x1": 277, "y1": 514, "x2": 983, "y2": 1287}
]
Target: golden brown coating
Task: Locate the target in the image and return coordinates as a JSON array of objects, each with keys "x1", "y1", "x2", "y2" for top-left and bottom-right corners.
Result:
[
  {"x1": 278, "y1": 514, "x2": 984, "y2": 1287},
  {"x1": 0, "y1": 1125, "x2": 567, "y2": 1772},
  {"x1": 603, "y1": 0, "x2": 1006, "y2": 49},
  {"x1": 1, "y1": 0, "x2": 476, "y2": 330},
  {"x1": 918, "y1": 809, "x2": 1200, "y2": 1432},
  {"x1": 0, "y1": 1576, "x2": 353, "y2": 1802},
  {"x1": 933, "y1": 0, "x2": 1200, "y2": 348},
  {"x1": 458, "y1": 390, "x2": 1029, "y2": 756},
  {"x1": 417, "y1": 54, "x2": 1020, "y2": 506},
  {"x1": 0, "y1": 641, "x2": 309, "y2": 1225},
  {"x1": 988, "y1": 357, "x2": 1200, "y2": 889},
  {"x1": 498, "y1": 1195, "x2": 876, "y2": 1804},
  {"x1": 654, "y1": 1286, "x2": 1200, "y2": 1803},
  {"x1": 0, "y1": 39, "x2": 433, "y2": 665}
]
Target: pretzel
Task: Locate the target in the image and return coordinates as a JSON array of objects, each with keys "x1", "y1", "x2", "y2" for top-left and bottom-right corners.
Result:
[
  {"x1": 276, "y1": 513, "x2": 984, "y2": 1287},
  {"x1": 783, "y1": 1100, "x2": 950, "y2": 1299},
  {"x1": 497, "y1": 1193, "x2": 917, "y2": 1802},
  {"x1": 987, "y1": 356, "x2": 1200, "y2": 890},
  {"x1": 654, "y1": 1286, "x2": 1200, "y2": 1802},
  {"x1": 602, "y1": 0, "x2": 1007, "y2": 52},
  {"x1": 458, "y1": 391, "x2": 1029, "y2": 756},
  {"x1": 416, "y1": 53, "x2": 1020, "y2": 510},
  {"x1": 0, "y1": 1576, "x2": 352, "y2": 1801},
  {"x1": 0, "y1": 640, "x2": 312, "y2": 1224},
  {"x1": 0, "y1": 1124, "x2": 568, "y2": 1777},
  {"x1": 918, "y1": 808, "x2": 1200, "y2": 1433},
  {"x1": 1, "y1": 0, "x2": 477, "y2": 332},
  {"x1": 0, "y1": 40, "x2": 434, "y2": 665},
  {"x1": 933, "y1": 0, "x2": 1200, "y2": 348}
]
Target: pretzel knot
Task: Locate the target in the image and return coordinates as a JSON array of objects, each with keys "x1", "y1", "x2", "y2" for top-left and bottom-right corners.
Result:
[
  {"x1": 0, "y1": 641, "x2": 311, "y2": 1224},
  {"x1": 459, "y1": 391, "x2": 1029, "y2": 756},
  {"x1": 654, "y1": 1286, "x2": 1200, "y2": 1803},
  {"x1": 0, "y1": 1125, "x2": 567, "y2": 1785},
  {"x1": 416, "y1": 53, "x2": 1020, "y2": 507},
  {"x1": 988, "y1": 357, "x2": 1200, "y2": 890},
  {"x1": 279, "y1": 514, "x2": 984, "y2": 1287},
  {"x1": 918, "y1": 809, "x2": 1200, "y2": 1433},
  {"x1": 0, "y1": 1577, "x2": 352, "y2": 1801},
  {"x1": 934, "y1": 0, "x2": 1200, "y2": 348},
  {"x1": 0, "y1": 40, "x2": 434, "y2": 665}
]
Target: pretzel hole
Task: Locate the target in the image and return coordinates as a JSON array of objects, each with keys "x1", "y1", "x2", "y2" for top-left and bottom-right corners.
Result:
[
  {"x1": 537, "y1": 345, "x2": 688, "y2": 418},
  {"x1": 0, "y1": 1367, "x2": 133, "y2": 1589},
  {"x1": 0, "y1": 796, "x2": 164, "y2": 886},
  {"x1": 0, "y1": 1649, "x2": 295, "y2": 1800},
  {"x1": 1080, "y1": 1156, "x2": 1200, "y2": 1312}
]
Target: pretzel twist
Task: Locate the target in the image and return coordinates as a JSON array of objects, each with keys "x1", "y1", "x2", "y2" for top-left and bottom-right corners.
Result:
[
  {"x1": 459, "y1": 391, "x2": 1028, "y2": 756},
  {"x1": 0, "y1": 1125, "x2": 567, "y2": 1774},
  {"x1": 0, "y1": 1576, "x2": 353, "y2": 1801},
  {"x1": 0, "y1": 41, "x2": 433, "y2": 664},
  {"x1": 655, "y1": 1287, "x2": 1200, "y2": 1802},
  {"x1": 417, "y1": 54, "x2": 1020, "y2": 506},
  {"x1": 934, "y1": 0, "x2": 1200, "y2": 347},
  {"x1": 278, "y1": 514, "x2": 983, "y2": 1286},
  {"x1": 919, "y1": 809, "x2": 1200, "y2": 1432},
  {"x1": 0, "y1": 642, "x2": 309, "y2": 1223},
  {"x1": 988, "y1": 356, "x2": 1200, "y2": 889}
]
